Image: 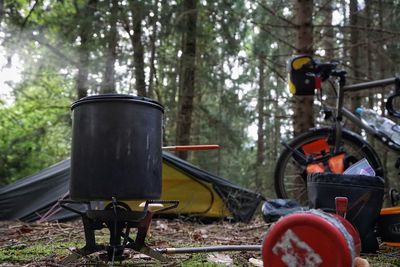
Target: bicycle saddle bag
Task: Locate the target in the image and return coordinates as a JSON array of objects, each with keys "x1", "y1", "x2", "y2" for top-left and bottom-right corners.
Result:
[
  {"x1": 307, "y1": 173, "x2": 384, "y2": 253},
  {"x1": 288, "y1": 55, "x2": 317, "y2": 96}
]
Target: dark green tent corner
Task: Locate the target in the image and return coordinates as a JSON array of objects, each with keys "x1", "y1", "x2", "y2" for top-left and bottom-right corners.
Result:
[{"x1": 0, "y1": 152, "x2": 264, "y2": 223}]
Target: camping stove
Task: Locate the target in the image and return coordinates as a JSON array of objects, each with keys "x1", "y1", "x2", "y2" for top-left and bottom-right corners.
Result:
[
  {"x1": 60, "y1": 198, "x2": 178, "y2": 264},
  {"x1": 66, "y1": 95, "x2": 178, "y2": 263}
]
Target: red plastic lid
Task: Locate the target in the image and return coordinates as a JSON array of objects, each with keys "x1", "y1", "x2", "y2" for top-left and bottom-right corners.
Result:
[{"x1": 263, "y1": 210, "x2": 356, "y2": 267}]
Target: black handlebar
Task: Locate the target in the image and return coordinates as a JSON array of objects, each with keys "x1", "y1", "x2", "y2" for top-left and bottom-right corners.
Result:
[
  {"x1": 314, "y1": 62, "x2": 341, "y2": 81},
  {"x1": 315, "y1": 62, "x2": 338, "y2": 73}
]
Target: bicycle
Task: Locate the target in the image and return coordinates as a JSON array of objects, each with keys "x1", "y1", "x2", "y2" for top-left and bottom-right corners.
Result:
[{"x1": 274, "y1": 56, "x2": 400, "y2": 206}]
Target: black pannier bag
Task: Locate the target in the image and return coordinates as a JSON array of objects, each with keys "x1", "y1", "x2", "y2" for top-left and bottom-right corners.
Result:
[
  {"x1": 288, "y1": 54, "x2": 317, "y2": 95},
  {"x1": 307, "y1": 173, "x2": 384, "y2": 253}
]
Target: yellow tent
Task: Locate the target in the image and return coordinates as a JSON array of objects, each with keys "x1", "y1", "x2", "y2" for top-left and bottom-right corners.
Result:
[
  {"x1": 0, "y1": 153, "x2": 263, "y2": 222},
  {"x1": 125, "y1": 152, "x2": 262, "y2": 221}
]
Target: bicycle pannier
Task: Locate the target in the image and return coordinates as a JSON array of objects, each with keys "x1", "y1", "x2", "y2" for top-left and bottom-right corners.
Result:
[
  {"x1": 308, "y1": 173, "x2": 384, "y2": 253},
  {"x1": 302, "y1": 138, "x2": 345, "y2": 174},
  {"x1": 288, "y1": 55, "x2": 317, "y2": 95}
]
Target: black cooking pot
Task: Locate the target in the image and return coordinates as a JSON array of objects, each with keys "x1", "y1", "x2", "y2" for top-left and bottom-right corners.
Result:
[{"x1": 70, "y1": 94, "x2": 164, "y2": 201}]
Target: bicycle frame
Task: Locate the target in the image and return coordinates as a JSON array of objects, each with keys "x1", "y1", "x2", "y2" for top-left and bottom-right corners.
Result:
[{"x1": 331, "y1": 76, "x2": 400, "y2": 152}]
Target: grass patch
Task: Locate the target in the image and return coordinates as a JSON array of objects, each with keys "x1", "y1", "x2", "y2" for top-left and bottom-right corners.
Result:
[
  {"x1": 365, "y1": 252, "x2": 400, "y2": 267},
  {"x1": 177, "y1": 254, "x2": 226, "y2": 267},
  {"x1": 0, "y1": 241, "x2": 84, "y2": 263},
  {"x1": 1, "y1": 220, "x2": 399, "y2": 266}
]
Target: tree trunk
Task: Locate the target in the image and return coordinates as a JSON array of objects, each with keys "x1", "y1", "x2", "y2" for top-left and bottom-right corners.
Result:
[
  {"x1": 321, "y1": 0, "x2": 334, "y2": 60},
  {"x1": 75, "y1": 0, "x2": 97, "y2": 100},
  {"x1": 293, "y1": 0, "x2": 314, "y2": 136},
  {"x1": 350, "y1": 0, "x2": 361, "y2": 82},
  {"x1": 348, "y1": 0, "x2": 361, "y2": 134},
  {"x1": 378, "y1": 0, "x2": 389, "y2": 188},
  {"x1": 255, "y1": 55, "x2": 266, "y2": 191},
  {"x1": 321, "y1": 0, "x2": 336, "y2": 109},
  {"x1": 0, "y1": 0, "x2": 4, "y2": 24},
  {"x1": 100, "y1": 0, "x2": 118, "y2": 94},
  {"x1": 378, "y1": 0, "x2": 385, "y2": 80},
  {"x1": 148, "y1": 0, "x2": 159, "y2": 99},
  {"x1": 175, "y1": 0, "x2": 197, "y2": 160},
  {"x1": 365, "y1": 0, "x2": 375, "y2": 146},
  {"x1": 365, "y1": 0, "x2": 373, "y2": 80},
  {"x1": 340, "y1": 0, "x2": 349, "y2": 62},
  {"x1": 131, "y1": 0, "x2": 147, "y2": 96}
]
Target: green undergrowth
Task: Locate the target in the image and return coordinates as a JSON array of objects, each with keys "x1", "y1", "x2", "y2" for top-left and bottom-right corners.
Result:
[
  {"x1": 177, "y1": 254, "x2": 228, "y2": 266},
  {"x1": 0, "y1": 241, "x2": 235, "y2": 266},
  {"x1": 1, "y1": 222, "x2": 399, "y2": 266},
  {"x1": 364, "y1": 252, "x2": 400, "y2": 267},
  {"x1": 0, "y1": 240, "x2": 84, "y2": 263}
]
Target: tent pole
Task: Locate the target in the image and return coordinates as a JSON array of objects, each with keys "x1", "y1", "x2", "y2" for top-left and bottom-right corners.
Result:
[{"x1": 157, "y1": 245, "x2": 261, "y2": 254}]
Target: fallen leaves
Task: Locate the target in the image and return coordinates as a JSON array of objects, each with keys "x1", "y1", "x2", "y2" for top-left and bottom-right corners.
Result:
[
  {"x1": 1, "y1": 217, "x2": 398, "y2": 266},
  {"x1": 0, "y1": 218, "x2": 266, "y2": 266},
  {"x1": 207, "y1": 253, "x2": 233, "y2": 266}
]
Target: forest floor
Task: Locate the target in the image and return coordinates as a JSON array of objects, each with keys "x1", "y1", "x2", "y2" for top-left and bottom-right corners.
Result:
[{"x1": 0, "y1": 217, "x2": 400, "y2": 266}]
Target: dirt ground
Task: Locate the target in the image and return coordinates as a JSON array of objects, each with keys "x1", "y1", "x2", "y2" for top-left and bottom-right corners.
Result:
[
  {"x1": 0, "y1": 217, "x2": 266, "y2": 266},
  {"x1": 0, "y1": 217, "x2": 399, "y2": 266}
]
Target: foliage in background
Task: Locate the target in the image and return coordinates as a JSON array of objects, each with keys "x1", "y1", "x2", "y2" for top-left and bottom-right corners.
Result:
[{"x1": 0, "y1": 72, "x2": 72, "y2": 185}]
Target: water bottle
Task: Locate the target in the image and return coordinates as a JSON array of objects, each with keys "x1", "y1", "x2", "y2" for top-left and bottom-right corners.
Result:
[{"x1": 355, "y1": 107, "x2": 400, "y2": 145}]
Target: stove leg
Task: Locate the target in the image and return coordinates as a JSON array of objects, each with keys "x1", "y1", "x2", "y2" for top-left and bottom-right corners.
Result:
[
  {"x1": 126, "y1": 211, "x2": 169, "y2": 262},
  {"x1": 61, "y1": 216, "x2": 104, "y2": 264}
]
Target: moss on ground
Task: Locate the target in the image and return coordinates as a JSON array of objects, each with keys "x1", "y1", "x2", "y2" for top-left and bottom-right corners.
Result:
[
  {"x1": 0, "y1": 241, "x2": 83, "y2": 263},
  {"x1": 1, "y1": 220, "x2": 399, "y2": 266}
]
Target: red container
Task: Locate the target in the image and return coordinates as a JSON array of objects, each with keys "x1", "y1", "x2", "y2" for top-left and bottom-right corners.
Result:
[{"x1": 262, "y1": 210, "x2": 361, "y2": 267}]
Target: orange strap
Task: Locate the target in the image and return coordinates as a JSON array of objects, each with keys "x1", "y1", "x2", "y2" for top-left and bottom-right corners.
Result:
[
  {"x1": 307, "y1": 163, "x2": 325, "y2": 173},
  {"x1": 328, "y1": 153, "x2": 345, "y2": 174}
]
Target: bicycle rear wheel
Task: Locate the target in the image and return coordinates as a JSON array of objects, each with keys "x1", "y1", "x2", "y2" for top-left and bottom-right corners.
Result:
[{"x1": 274, "y1": 127, "x2": 384, "y2": 205}]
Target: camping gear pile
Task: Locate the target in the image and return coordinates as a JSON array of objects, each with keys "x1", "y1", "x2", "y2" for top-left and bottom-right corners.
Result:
[
  {"x1": 261, "y1": 173, "x2": 382, "y2": 266},
  {"x1": 64, "y1": 94, "x2": 375, "y2": 265},
  {"x1": 0, "y1": 93, "x2": 390, "y2": 266},
  {"x1": 261, "y1": 137, "x2": 392, "y2": 265}
]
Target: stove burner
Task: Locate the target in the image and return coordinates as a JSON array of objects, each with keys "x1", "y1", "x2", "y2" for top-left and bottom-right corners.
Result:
[{"x1": 60, "y1": 199, "x2": 178, "y2": 264}]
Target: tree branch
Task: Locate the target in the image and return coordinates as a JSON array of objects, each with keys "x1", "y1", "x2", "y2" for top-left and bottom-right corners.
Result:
[
  {"x1": 314, "y1": 24, "x2": 400, "y2": 36},
  {"x1": 19, "y1": 0, "x2": 40, "y2": 33},
  {"x1": 258, "y1": 26, "x2": 297, "y2": 51},
  {"x1": 256, "y1": 1, "x2": 297, "y2": 27}
]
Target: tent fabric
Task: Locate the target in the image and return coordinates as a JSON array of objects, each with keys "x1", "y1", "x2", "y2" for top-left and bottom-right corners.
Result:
[
  {"x1": 0, "y1": 159, "x2": 73, "y2": 222},
  {"x1": 0, "y1": 153, "x2": 263, "y2": 223},
  {"x1": 162, "y1": 153, "x2": 264, "y2": 221}
]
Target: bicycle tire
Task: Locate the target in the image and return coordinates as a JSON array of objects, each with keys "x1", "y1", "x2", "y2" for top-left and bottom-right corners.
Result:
[{"x1": 274, "y1": 127, "x2": 384, "y2": 205}]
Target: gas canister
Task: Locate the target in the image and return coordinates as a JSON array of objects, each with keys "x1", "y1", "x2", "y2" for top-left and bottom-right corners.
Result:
[{"x1": 262, "y1": 208, "x2": 361, "y2": 267}]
